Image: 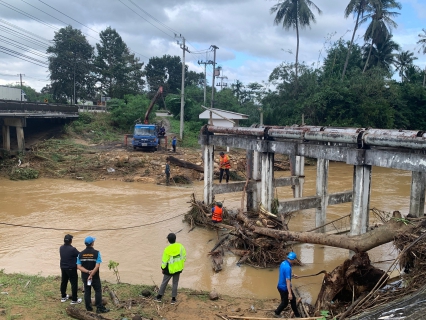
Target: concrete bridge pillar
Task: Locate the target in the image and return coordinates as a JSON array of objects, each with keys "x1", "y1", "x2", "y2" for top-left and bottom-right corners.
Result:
[
  {"x1": 260, "y1": 152, "x2": 274, "y2": 211},
  {"x1": 315, "y1": 158, "x2": 329, "y2": 233},
  {"x1": 203, "y1": 145, "x2": 214, "y2": 205},
  {"x1": 350, "y1": 165, "x2": 372, "y2": 236},
  {"x1": 290, "y1": 155, "x2": 305, "y2": 198},
  {"x1": 409, "y1": 171, "x2": 425, "y2": 217},
  {"x1": 2, "y1": 124, "x2": 10, "y2": 151}
]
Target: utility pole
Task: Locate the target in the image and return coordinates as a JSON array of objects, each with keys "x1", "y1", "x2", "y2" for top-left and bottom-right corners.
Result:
[
  {"x1": 197, "y1": 59, "x2": 214, "y2": 106},
  {"x1": 210, "y1": 45, "x2": 219, "y2": 125},
  {"x1": 176, "y1": 34, "x2": 190, "y2": 140},
  {"x1": 16, "y1": 74, "x2": 25, "y2": 101}
]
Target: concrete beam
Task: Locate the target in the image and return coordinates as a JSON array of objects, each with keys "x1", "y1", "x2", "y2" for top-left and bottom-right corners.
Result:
[
  {"x1": 207, "y1": 135, "x2": 268, "y2": 152},
  {"x1": 328, "y1": 190, "x2": 353, "y2": 205},
  {"x1": 203, "y1": 145, "x2": 214, "y2": 205},
  {"x1": 4, "y1": 117, "x2": 26, "y2": 127},
  {"x1": 350, "y1": 165, "x2": 372, "y2": 236},
  {"x1": 298, "y1": 143, "x2": 349, "y2": 162},
  {"x1": 409, "y1": 171, "x2": 425, "y2": 217},
  {"x1": 364, "y1": 149, "x2": 426, "y2": 173},
  {"x1": 279, "y1": 196, "x2": 320, "y2": 213},
  {"x1": 213, "y1": 177, "x2": 300, "y2": 195}
]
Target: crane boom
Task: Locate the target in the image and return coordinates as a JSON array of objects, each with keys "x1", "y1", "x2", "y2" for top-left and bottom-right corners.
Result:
[{"x1": 144, "y1": 86, "x2": 163, "y2": 124}]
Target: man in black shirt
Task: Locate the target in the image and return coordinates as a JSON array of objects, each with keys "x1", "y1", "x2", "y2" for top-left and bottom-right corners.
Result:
[{"x1": 59, "y1": 234, "x2": 81, "y2": 304}]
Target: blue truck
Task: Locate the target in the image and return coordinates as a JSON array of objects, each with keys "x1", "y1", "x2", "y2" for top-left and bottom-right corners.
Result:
[
  {"x1": 132, "y1": 86, "x2": 163, "y2": 151},
  {"x1": 132, "y1": 123, "x2": 159, "y2": 150}
]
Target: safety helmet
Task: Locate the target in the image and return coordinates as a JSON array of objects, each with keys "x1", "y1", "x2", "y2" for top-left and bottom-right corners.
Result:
[
  {"x1": 287, "y1": 252, "x2": 297, "y2": 260},
  {"x1": 216, "y1": 202, "x2": 223, "y2": 208},
  {"x1": 219, "y1": 152, "x2": 225, "y2": 156}
]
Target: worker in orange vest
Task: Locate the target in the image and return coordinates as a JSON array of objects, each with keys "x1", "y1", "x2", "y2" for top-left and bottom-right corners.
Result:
[
  {"x1": 219, "y1": 152, "x2": 231, "y2": 183},
  {"x1": 211, "y1": 202, "x2": 223, "y2": 223}
]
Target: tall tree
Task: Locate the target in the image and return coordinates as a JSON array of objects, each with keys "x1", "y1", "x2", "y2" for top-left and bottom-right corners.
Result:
[
  {"x1": 417, "y1": 28, "x2": 426, "y2": 86},
  {"x1": 362, "y1": 34, "x2": 400, "y2": 74},
  {"x1": 342, "y1": 0, "x2": 373, "y2": 80},
  {"x1": 394, "y1": 50, "x2": 417, "y2": 82},
  {"x1": 95, "y1": 27, "x2": 144, "y2": 99},
  {"x1": 361, "y1": 0, "x2": 401, "y2": 72},
  {"x1": 270, "y1": 0, "x2": 322, "y2": 87},
  {"x1": 144, "y1": 55, "x2": 184, "y2": 95},
  {"x1": 47, "y1": 26, "x2": 95, "y2": 103}
]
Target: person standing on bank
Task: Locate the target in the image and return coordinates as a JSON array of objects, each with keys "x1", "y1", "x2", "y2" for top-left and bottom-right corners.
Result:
[
  {"x1": 274, "y1": 252, "x2": 301, "y2": 318},
  {"x1": 211, "y1": 202, "x2": 223, "y2": 223},
  {"x1": 219, "y1": 151, "x2": 231, "y2": 183},
  {"x1": 60, "y1": 234, "x2": 81, "y2": 304},
  {"x1": 165, "y1": 160, "x2": 171, "y2": 186},
  {"x1": 155, "y1": 233, "x2": 186, "y2": 305},
  {"x1": 77, "y1": 236, "x2": 110, "y2": 314},
  {"x1": 172, "y1": 136, "x2": 177, "y2": 152}
]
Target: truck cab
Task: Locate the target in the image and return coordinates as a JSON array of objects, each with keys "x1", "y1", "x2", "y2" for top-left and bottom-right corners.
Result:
[{"x1": 132, "y1": 124, "x2": 159, "y2": 150}]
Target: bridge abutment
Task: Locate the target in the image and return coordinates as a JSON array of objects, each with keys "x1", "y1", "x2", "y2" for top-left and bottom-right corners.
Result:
[{"x1": 2, "y1": 117, "x2": 26, "y2": 152}]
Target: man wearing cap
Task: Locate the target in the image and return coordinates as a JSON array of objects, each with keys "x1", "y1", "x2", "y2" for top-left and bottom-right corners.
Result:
[
  {"x1": 274, "y1": 252, "x2": 301, "y2": 318},
  {"x1": 77, "y1": 236, "x2": 109, "y2": 314},
  {"x1": 59, "y1": 234, "x2": 81, "y2": 304},
  {"x1": 154, "y1": 233, "x2": 186, "y2": 305},
  {"x1": 219, "y1": 151, "x2": 231, "y2": 183}
]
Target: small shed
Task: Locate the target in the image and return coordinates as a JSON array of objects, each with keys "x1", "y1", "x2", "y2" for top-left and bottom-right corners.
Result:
[{"x1": 198, "y1": 108, "x2": 248, "y2": 127}]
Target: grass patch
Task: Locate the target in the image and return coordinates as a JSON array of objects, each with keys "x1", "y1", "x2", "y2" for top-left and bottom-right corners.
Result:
[{"x1": 168, "y1": 118, "x2": 203, "y2": 148}]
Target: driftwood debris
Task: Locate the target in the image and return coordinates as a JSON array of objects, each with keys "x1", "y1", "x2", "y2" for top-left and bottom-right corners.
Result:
[
  {"x1": 108, "y1": 288, "x2": 120, "y2": 307},
  {"x1": 65, "y1": 306, "x2": 111, "y2": 320},
  {"x1": 166, "y1": 155, "x2": 204, "y2": 172}
]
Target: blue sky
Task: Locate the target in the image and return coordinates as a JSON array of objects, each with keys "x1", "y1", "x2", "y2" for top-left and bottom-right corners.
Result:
[{"x1": 0, "y1": 0, "x2": 425, "y2": 92}]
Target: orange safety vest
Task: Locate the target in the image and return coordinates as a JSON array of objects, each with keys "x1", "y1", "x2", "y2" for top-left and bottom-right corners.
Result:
[
  {"x1": 220, "y1": 154, "x2": 231, "y2": 169},
  {"x1": 212, "y1": 206, "x2": 223, "y2": 222}
]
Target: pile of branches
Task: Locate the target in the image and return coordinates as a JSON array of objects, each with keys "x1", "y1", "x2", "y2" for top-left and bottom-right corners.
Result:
[{"x1": 183, "y1": 194, "x2": 293, "y2": 268}]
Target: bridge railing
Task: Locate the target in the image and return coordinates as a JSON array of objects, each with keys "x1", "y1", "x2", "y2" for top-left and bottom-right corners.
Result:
[{"x1": 0, "y1": 100, "x2": 78, "y2": 113}]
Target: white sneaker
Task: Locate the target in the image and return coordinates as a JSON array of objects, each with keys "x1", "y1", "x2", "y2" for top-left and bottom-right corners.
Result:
[
  {"x1": 70, "y1": 298, "x2": 82, "y2": 305},
  {"x1": 61, "y1": 294, "x2": 69, "y2": 302}
]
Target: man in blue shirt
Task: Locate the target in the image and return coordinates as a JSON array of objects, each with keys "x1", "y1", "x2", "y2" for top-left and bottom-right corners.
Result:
[
  {"x1": 77, "y1": 236, "x2": 109, "y2": 314},
  {"x1": 274, "y1": 252, "x2": 301, "y2": 318}
]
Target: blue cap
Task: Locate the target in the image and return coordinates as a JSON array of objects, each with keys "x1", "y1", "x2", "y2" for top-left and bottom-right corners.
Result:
[
  {"x1": 84, "y1": 236, "x2": 96, "y2": 245},
  {"x1": 287, "y1": 252, "x2": 297, "y2": 260}
]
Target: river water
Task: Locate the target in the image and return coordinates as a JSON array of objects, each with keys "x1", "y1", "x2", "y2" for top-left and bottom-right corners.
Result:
[{"x1": 0, "y1": 162, "x2": 412, "y2": 304}]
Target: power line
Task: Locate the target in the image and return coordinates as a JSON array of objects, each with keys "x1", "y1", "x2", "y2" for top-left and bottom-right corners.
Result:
[
  {"x1": 0, "y1": 47, "x2": 48, "y2": 67},
  {"x1": 0, "y1": 18, "x2": 51, "y2": 44}
]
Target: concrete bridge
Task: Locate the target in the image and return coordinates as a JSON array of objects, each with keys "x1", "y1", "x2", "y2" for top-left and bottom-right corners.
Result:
[
  {"x1": 200, "y1": 125, "x2": 426, "y2": 236},
  {"x1": 0, "y1": 100, "x2": 105, "y2": 152}
]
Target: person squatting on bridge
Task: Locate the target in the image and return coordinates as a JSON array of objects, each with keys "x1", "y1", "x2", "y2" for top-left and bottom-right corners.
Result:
[
  {"x1": 155, "y1": 233, "x2": 187, "y2": 305},
  {"x1": 274, "y1": 252, "x2": 301, "y2": 318},
  {"x1": 211, "y1": 202, "x2": 223, "y2": 223},
  {"x1": 59, "y1": 234, "x2": 81, "y2": 304},
  {"x1": 219, "y1": 151, "x2": 231, "y2": 183},
  {"x1": 77, "y1": 236, "x2": 110, "y2": 314}
]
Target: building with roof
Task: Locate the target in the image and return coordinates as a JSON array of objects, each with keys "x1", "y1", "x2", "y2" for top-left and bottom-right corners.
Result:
[{"x1": 198, "y1": 108, "x2": 249, "y2": 128}]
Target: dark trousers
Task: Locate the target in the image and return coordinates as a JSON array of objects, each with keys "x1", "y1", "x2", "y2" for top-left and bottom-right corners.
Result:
[
  {"x1": 166, "y1": 172, "x2": 170, "y2": 185},
  {"x1": 82, "y1": 274, "x2": 102, "y2": 311},
  {"x1": 158, "y1": 273, "x2": 180, "y2": 298},
  {"x1": 61, "y1": 268, "x2": 78, "y2": 301},
  {"x1": 275, "y1": 288, "x2": 301, "y2": 317},
  {"x1": 172, "y1": 145, "x2": 176, "y2": 152},
  {"x1": 219, "y1": 168, "x2": 230, "y2": 183}
]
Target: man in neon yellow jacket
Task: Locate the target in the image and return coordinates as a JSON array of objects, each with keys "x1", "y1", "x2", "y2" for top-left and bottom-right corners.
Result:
[{"x1": 154, "y1": 233, "x2": 186, "y2": 304}]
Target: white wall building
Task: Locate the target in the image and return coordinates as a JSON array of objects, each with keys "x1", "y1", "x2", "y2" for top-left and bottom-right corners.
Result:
[{"x1": 198, "y1": 108, "x2": 248, "y2": 127}]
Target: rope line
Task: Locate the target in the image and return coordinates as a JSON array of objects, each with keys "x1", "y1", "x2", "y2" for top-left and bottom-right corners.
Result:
[{"x1": 0, "y1": 213, "x2": 185, "y2": 232}]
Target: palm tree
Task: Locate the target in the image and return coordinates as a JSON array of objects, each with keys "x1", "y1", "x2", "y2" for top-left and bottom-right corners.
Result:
[
  {"x1": 270, "y1": 0, "x2": 322, "y2": 87},
  {"x1": 417, "y1": 28, "x2": 426, "y2": 86},
  {"x1": 342, "y1": 0, "x2": 374, "y2": 80},
  {"x1": 360, "y1": 0, "x2": 401, "y2": 72},
  {"x1": 394, "y1": 50, "x2": 417, "y2": 82},
  {"x1": 362, "y1": 34, "x2": 400, "y2": 74}
]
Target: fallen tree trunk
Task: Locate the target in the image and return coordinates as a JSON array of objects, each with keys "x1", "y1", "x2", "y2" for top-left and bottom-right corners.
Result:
[
  {"x1": 237, "y1": 210, "x2": 415, "y2": 252},
  {"x1": 66, "y1": 306, "x2": 111, "y2": 320},
  {"x1": 166, "y1": 156, "x2": 203, "y2": 172}
]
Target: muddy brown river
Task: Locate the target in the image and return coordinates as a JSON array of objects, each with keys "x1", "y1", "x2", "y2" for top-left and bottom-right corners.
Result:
[{"x1": 0, "y1": 162, "x2": 412, "y2": 304}]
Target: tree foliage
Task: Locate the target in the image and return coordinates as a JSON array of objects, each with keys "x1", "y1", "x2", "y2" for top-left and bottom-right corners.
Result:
[{"x1": 144, "y1": 55, "x2": 184, "y2": 95}]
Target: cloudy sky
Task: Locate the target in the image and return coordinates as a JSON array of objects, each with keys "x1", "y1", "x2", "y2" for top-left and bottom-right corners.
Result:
[{"x1": 0, "y1": 0, "x2": 425, "y2": 92}]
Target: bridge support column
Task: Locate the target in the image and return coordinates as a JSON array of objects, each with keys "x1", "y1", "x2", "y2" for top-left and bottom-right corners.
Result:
[
  {"x1": 203, "y1": 145, "x2": 214, "y2": 205},
  {"x1": 261, "y1": 152, "x2": 274, "y2": 212},
  {"x1": 409, "y1": 171, "x2": 425, "y2": 217},
  {"x1": 2, "y1": 124, "x2": 10, "y2": 151},
  {"x1": 246, "y1": 150, "x2": 254, "y2": 211},
  {"x1": 315, "y1": 158, "x2": 329, "y2": 233},
  {"x1": 3, "y1": 118, "x2": 26, "y2": 152},
  {"x1": 350, "y1": 165, "x2": 372, "y2": 236},
  {"x1": 290, "y1": 155, "x2": 304, "y2": 198}
]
